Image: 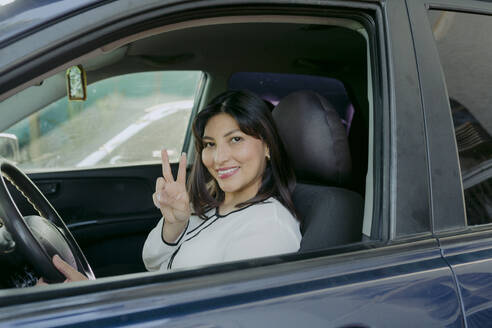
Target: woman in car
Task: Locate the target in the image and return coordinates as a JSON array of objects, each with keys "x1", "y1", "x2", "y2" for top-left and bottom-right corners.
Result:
[
  {"x1": 143, "y1": 90, "x2": 301, "y2": 271},
  {"x1": 40, "y1": 90, "x2": 301, "y2": 282}
]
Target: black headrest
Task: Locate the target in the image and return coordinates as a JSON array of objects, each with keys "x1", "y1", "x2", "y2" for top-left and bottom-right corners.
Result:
[{"x1": 272, "y1": 90, "x2": 352, "y2": 186}]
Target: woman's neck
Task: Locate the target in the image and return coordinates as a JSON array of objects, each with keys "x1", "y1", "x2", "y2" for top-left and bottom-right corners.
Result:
[{"x1": 219, "y1": 181, "x2": 261, "y2": 215}]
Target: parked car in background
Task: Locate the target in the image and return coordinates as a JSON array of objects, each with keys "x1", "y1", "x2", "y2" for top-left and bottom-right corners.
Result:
[{"x1": 1, "y1": 0, "x2": 492, "y2": 327}]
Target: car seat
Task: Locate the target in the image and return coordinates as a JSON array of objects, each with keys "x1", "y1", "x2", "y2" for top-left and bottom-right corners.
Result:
[{"x1": 272, "y1": 91, "x2": 364, "y2": 252}]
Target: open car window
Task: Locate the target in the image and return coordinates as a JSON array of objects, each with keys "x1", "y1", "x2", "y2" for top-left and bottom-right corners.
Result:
[{"x1": 0, "y1": 6, "x2": 380, "y2": 300}]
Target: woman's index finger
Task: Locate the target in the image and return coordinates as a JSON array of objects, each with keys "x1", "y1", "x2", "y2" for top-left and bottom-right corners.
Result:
[
  {"x1": 53, "y1": 255, "x2": 78, "y2": 278},
  {"x1": 177, "y1": 152, "x2": 187, "y2": 184},
  {"x1": 161, "y1": 149, "x2": 174, "y2": 182}
]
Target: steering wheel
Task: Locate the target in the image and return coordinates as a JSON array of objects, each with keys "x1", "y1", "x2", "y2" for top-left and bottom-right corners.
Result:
[{"x1": 0, "y1": 160, "x2": 94, "y2": 283}]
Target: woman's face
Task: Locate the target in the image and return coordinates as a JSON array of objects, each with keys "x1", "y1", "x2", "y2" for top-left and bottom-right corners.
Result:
[{"x1": 201, "y1": 113, "x2": 269, "y2": 201}]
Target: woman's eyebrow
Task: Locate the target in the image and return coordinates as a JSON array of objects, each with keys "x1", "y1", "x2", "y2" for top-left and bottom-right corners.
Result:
[
  {"x1": 203, "y1": 129, "x2": 241, "y2": 140},
  {"x1": 223, "y1": 129, "x2": 241, "y2": 137}
]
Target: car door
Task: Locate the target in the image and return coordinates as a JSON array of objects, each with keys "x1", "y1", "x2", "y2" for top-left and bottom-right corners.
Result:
[
  {"x1": 407, "y1": 0, "x2": 492, "y2": 327},
  {"x1": 0, "y1": 0, "x2": 465, "y2": 327}
]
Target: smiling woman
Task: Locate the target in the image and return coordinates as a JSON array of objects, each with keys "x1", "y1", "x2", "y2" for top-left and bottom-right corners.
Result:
[
  {"x1": 143, "y1": 90, "x2": 301, "y2": 271},
  {"x1": 201, "y1": 113, "x2": 269, "y2": 213}
]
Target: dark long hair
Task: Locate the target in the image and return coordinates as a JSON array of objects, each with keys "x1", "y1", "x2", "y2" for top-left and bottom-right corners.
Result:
[{"x1": 189, "y1": 90, "x2": 297, "y2": 220}]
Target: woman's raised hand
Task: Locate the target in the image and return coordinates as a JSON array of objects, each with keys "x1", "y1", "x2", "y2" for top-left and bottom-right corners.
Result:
[{"x1": 153, "y1": 150, "x2": 191, "y2": 228}]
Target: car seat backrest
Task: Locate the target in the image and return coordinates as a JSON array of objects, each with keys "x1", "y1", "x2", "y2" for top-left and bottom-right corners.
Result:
[{"x1": 272, "y1": 90, "x2": 364, "y2": 251}]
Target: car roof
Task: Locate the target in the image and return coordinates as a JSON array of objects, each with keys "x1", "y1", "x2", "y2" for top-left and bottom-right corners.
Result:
[{"x1": 0, "y1": 0, "x2": 104, "y2": 48}]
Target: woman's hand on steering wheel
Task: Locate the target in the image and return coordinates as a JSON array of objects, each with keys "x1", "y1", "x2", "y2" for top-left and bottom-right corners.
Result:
[
  {"x1": 37, "y1": 255, "x2": 88, "y2": 285},
  {"x1": 153, "y1": 150, "x2": 191, "y2": 242}
]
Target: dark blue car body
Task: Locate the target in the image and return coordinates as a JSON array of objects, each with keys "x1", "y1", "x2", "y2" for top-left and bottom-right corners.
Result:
[{"x1": 1, "y1": 0, "x2": 492, "y2": 327}]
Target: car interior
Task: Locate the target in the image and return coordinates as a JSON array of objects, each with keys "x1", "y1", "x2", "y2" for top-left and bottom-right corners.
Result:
[{"x1": 0, "y1": 13, "x2": 375, "y2": 288}]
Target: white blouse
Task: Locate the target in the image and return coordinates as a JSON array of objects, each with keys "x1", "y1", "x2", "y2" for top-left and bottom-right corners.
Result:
[{"x1": 142, "y1": 197, "x2": 301, "y2": 271}]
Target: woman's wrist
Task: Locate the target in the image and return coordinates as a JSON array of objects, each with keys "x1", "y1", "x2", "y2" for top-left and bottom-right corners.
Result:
[{"x1": 162, "y1": 218, "x2": 188, "y2": 244}]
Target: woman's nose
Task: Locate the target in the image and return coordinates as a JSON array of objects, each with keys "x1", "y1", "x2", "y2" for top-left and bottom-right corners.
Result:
[{"x1": 214, "y1": 144, "x2": 230, "y2": 164}]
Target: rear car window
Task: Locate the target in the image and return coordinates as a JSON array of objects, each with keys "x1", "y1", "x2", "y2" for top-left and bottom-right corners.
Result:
[{"x1": 429, "y1": 10, "x2": 492, "y2": 226}]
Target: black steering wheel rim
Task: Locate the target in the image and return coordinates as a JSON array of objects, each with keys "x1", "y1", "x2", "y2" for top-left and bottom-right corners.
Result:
[{"x1": 0, "y1": 160, "x2": 94, "y2": 283}]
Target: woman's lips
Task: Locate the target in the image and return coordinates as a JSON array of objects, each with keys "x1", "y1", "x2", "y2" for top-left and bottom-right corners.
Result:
[{"x1": 217, "y1": 167, "x2": 239, "y2": 179}]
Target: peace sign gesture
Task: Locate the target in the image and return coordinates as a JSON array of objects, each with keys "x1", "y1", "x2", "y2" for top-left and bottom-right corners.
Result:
[{"x1": 153, "y1": 150, "x2": 191, "y2": 242}]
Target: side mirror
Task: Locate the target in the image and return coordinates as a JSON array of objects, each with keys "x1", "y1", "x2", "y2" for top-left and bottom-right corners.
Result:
[{"x1": 0, "y1": 133, "x2": 20, "y2": 163}]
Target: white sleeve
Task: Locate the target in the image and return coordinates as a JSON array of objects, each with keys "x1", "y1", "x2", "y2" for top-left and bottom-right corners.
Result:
[
  {"x1": 142, "y1": 217, "x2": 189, "y2": 271},
  {"x1": 222, "y1": 206, "x2": 301, "y2": 262}
]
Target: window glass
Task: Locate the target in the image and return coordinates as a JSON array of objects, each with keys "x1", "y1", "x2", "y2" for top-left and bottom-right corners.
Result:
[
  {"x1": 429, "y1": 10, "x2": 492, "y2": 225},
  {"x1": 4, "y1": 71, "x2": 203, "y2": 171}
]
